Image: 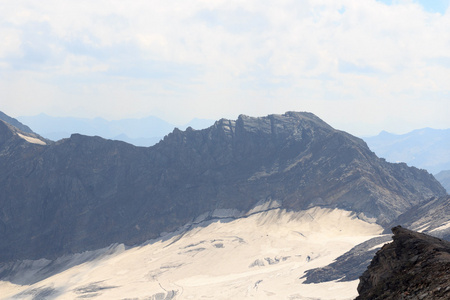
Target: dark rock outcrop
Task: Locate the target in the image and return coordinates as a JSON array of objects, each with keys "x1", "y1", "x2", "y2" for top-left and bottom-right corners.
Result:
[
  {"x1": 356, "y1": 226, "x2": 450, "y2": 300},
  {"x1": 0, "y1": 112, "x2": 446, "y2": 263}
]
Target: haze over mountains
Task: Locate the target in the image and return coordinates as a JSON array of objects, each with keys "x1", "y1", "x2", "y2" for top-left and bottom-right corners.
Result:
[
  {"x1": 435, "y1": 170, "x2": 450, "y2": 194},
  {"x1": 364, "y1": 129, "x2": 450, "y2": 174},
  {"x1": 16, "y1": 114, "x2": 214, "y2": 147},
  {"x1": 0, "y1": 111, "x2": 449, "y2": 299},
  {"x1": 364, "y1": 129, "x2": 450, "y2": 192}
]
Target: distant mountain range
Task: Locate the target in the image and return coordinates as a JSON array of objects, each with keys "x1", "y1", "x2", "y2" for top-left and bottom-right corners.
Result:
[
  {"x1": 16, "y1": 113, "x2": 214, "y2": 147},
  {"x1": 364, "y1": 128, "x2": 450, "y2": 175}
]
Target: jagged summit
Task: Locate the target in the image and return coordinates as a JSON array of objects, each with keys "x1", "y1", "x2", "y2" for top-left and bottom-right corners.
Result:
[
  {"x1": 166, "y1": 111, "x2": 337, "y2": 142},
  {"x1": 158, "y1": 111, "x2": 370, "y2": 176},
  {"x1": 0, "y1": 111, "x2": 446, "y2": 262}
]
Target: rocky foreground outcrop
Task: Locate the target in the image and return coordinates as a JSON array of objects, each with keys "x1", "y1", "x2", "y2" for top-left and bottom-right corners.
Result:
[{"x1": 356, "y1": 226, "x2": 450, "y2": 300}]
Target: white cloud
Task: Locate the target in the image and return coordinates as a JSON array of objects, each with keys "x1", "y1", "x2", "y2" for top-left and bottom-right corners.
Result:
[{"x1": 0, "y1": 0, "x2": 449, "y2": 135}]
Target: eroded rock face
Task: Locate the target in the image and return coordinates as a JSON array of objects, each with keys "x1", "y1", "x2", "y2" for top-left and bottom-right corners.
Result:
[
  {"x1": 356, "y1": 226, "x2": 450, "y2": 300},
  {"x1": 0, "y1": 112, "x2": 446, "y2": 262}
]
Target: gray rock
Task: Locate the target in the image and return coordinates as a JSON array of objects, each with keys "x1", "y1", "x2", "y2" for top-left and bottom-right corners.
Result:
[
  {"x1": 356, "y1": 226, "x2": 450, "y2": 300},
  {"x1": 0, "y1": 112, "x2": 445, "y2": 265}
]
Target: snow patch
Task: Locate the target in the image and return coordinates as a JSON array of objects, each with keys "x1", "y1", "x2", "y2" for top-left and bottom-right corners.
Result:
[
  {"x1": 17, "y1": 133, "x2": 46, "y2": 145},
  {"x1": 0, "y1": 207, "x2": 383, "y2": 300},
  {"x1": 415, "y1": 222, "x2": 431, "y2": 233},
  {"x1": 17, "y1": 133, "x2": 47, "y2": 145},
  {"x1": 429, "y1": 221, "x2": 450, "y2": 233}
]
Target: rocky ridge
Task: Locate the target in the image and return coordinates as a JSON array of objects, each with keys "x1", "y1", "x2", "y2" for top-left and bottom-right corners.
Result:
[
  {"x1": 0, "y1": 112, "x2": 35, "y2": 135},
  {"x1": 0, "y1": 112, "x2": 446, "y2": 263},
  {"x1": 356, "y1": 226, "x2": 450, "y2": 300}
]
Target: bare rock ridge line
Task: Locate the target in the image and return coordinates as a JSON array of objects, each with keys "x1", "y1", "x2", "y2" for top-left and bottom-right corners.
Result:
[
  {"x1": 0, "y1": 111, "x2": 446, "y2": 263},
  {"x1": 356, "y1": 226, "x2": 450, "y2": 300},
  {"x1": 386, "y1": 195, "x2": 450, "y2": 241},
  {"x1": 0, "y1": 111, "x2": 35, "y2": 135}
]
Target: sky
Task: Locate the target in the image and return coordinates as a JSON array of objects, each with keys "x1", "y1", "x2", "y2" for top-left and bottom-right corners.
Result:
[{"x1": 1, "y1": 0, "x2": 450, "y2": 136}]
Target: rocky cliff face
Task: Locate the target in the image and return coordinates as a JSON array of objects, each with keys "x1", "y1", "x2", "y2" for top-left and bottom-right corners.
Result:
[
  {"x1": 0, "y1": 112, "x2": 446, "y2": 263},
  {"x1": 356, "y1": 226, "x2": 450, "y2": 300}
]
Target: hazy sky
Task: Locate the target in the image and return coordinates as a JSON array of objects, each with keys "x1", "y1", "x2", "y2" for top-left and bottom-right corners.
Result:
[{"x1": 1, "y1": 0, "x2": 449, "y2": 136}]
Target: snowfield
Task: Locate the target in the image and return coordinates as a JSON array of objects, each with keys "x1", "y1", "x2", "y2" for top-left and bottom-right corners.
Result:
[
  {"x1": 16, "y1": 133, "x2": 46, "y2": 145},
  {"x1": 0, "y1": 207, "x2": 384, "y2": 299}
]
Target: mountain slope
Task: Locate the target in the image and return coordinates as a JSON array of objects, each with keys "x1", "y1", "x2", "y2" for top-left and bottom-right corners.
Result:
[
  {"x1": 435, "y1": 170, "x2": 450, "y2": 193},
  {"x1": 0, "y1": 112, "x2": 445, "y2": 263},
  {"x1": 0, "y1": 111, "x2": 34, "y2": 134}
]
